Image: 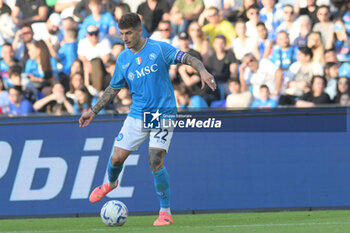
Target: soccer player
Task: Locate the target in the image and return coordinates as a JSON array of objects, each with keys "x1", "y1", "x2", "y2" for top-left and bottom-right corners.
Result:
[{"x1": 79, "y1": 13, "x2": 216, "y2": 226}]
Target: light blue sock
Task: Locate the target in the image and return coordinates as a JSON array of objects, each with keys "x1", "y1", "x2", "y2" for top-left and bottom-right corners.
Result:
[
  {"x1": 107, "y1": 158, "x2": 123, "y2": 185},
  {"x1": 152, "y1": 167, "x2": 170, "y2": 208}
]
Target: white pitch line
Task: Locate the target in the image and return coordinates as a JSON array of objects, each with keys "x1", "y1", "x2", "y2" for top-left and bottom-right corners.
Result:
[{"x1": 2, "y1": 221, "x2": 350, "y2": 233}]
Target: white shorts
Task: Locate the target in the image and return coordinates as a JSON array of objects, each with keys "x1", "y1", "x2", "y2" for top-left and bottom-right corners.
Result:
[{"x1": 114, "y1": 116, "x2": 173, "y2": 152}]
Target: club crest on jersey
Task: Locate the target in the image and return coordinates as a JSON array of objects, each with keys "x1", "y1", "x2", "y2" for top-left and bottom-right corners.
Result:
[
  {"x1": 128, "y1": 72, "x2": 135, "y2": 81},
  {"x1": 136, "y1": 57, "x2": 142, "y2": 65},
  {"x1": 149, "y1": 53, "x2": 156, "y2": 60}
]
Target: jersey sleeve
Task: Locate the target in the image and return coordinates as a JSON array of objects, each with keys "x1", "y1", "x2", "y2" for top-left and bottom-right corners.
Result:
[
  {"x1": 110, "y1": 61, "x2": 125, "y2": 89},
  {"x1": 159, "y1": 41, "x2": 185, "y2": 65}
]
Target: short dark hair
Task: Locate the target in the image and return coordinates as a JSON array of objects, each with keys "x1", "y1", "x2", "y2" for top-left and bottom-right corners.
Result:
[
  {"x1": 311, "y1": 75, "x2": 327, "y2": 87},
  {"x1": 260, "y1": 84, "x2": 269, "y2": 90},
  {"x1": 2, "y1": 42, "x2": 12, "y2": 48},
  {"x1": 325, "y1": 62, "x2": 338, "y2": 69},
  {"x1": 256, "y1": 21, "x2": 266, "y2": 28},
  {"x1": 8, "y1": 65, "x2": 22, "y2": 78},
  {"x1": 9, "y1": 85, "x2": 23, "y2": 95},
  {"x1": 115, "y1": 2, "x2": 131, "y2": 14},
  {"x1": 118, "y1": 13, "x2": 141, "y2": 30},
  {"x1": 299, "y1": 46, "x2": 313, "y2": 58},
  {"x1": 324, "y1": 48, "x2": 336, "y2": 54},
  {"x1": 317, "y1": 5, "x2": 330, "y2": 12},
  {"x1": 228, "y1": 78, "x2": 240, "y2": 85},
  {"x1": 247, "y1": 4, "x2": 260, "y2": 12}
]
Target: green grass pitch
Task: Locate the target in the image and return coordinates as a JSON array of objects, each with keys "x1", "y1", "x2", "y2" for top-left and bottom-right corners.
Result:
[{"x1": 1, "y1": 210, "x2": 350, "y2": 233}]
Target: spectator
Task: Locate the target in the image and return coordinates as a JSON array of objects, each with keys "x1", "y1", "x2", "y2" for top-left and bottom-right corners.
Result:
[
  {"x1": 77, "y1": 25, "x2": 112, "y2": 66},
  {"x1": 33, "y1": 81, "x2": 74, "y2": 115},
  {"x1": 296, "y1": 75, "x2": 332, "y2": 107},
  {"x1": 0, "y1": 43, "x2": 17, "y2": 81},
  {"x1": 137, "y1": 0, "x2": 171, "y2": 35},
  {"x1": 239, "y1": 53, "x2": 283, "y2": 99},
  {"x1": 307, "y1": 31, "x2": 324, "y2": 64},
  {"x1": 251, "y1": 84, "x2": 278, "y2": 108},
  {"x1": 54, "y1": 0, "x2": 80, "y2": 19},
  {"x1": 7, "y1": 86, "x2": 34, "y2": 116},
  {"x1": 77, "y1": 0, "x2": 116, "y2": 40},
  {"x1": 73, "y1": 85, "x2": 92, "y2": 114},
  {"x1": 8, "y1": 65, "x2": 37, "y2": 103},
  {"x1": 333, "y1": 76, "x2": 350, "y2": 104},
  {"x1": 232, "y1": 19, "x2": 257, "y2": 62},
  {"x1": 113, "y1": 86, "x2": 132, "y2": 114},
  {"x1": 234, "y1": 0, "x2": 258, "y2": 22},
  {"x1": 286, "y1": 46, "x2": 323, "y2": 97},
  {"x1": 70, "y1": 58, "x2": 84, "y2": 76},
  {"x1": 52, "y1": 28, "x2": 78, "y2": 76},
  {"x1": 174, "y1": 83, "x2": 208, "y2": 108},
  {"x1": 61, "y1": 16, "x2": 79, "y2": 34},
  {"x1": 66, "y1": 72, "x2": 84, "y2": 101},
  {"x1": 269, "y1": 31, "x2": 298, "y2": 71},
  {"x1": 84, "y1": 58, "x2": 110, "y2": 97},
  {"x1": 187, "y1": 21, "x2": 211, "y2": 66},
  {"x1": 324, "y1": 48, "x2": 338, "y2": 64},
  {"x1": 73, "y1": 0, "x2": 116, "y2": 23},
  {"x1": 226, "y1": 78, "x2": 253, "y2": 108},
  {"x1": 169, "y1": 0, "x2": 204, "y2": 35},
  {"x1": 276, "y1": 5, "x2": 299, "y2": 41},
  {"x1": 25, "y1": 40, "x2": 58, "y2": 89},
  {"x1": 296, "y1": 0, "x2": 318, "y2": 26},
  {"x1": 331, "y1": 17, "x2": 350, "y2": 62},
  {"x1": 255, "y1": 22, "x2": 273, "y2": 60},
  {"x1": 313, "y1": 5, "x2": 334, "y2": 49},
  {"x1": 176, "y1": 31, "x2": 203, "y2": 92},
  {"x1": 259, "y1": 0, "x2": 284, "y2": 37},
  {"x1": 32, "y1": 13, "x2": 63, "y2": 53},
  {"x1": 150, "y1": 20, "x2": 174, "y2": 44},
  {"x1": 105, "y1": 58, "x2": 116, "y2": 79},
  {"x1": 342, "y1": 3, "x2": 350, "y2": 36},
  {"x1": 292, "y1": 15, "x2": 312, "y2": 48},
  {"x1": 111, "y1": 42, "x2": 125, "y2": 60},
  {"x1": 207, "y1": 35, "x2": 238, "y2": 94},
  {"x1": 0, "y1": 0, "x2": 16, "y2": 43},
  {"x1": 12, "y1": 25, "x2": 34, "y2": 65},
  {"x1": 11, "y1": 0, "x2": 48, "y2": 27},
  {"x1": 0, "y1": 0, "x2": 11, "y2": 15},
  {"x1": 113, "y1": 2, "x2": 149, "y2": 40},
  {"x1": 0, "y1": 76, "x2": 9, "y2": 113},
  {"x1": 338, "y1": 92, "x2": 350, "y2": 106},
  {"x1": 199, "y1": 6, "x2": 236, "y2": 48},
  {"x1": 245, "y1": 4, "x2": 260, "y2": 38},
  {"x1": 324, "y1": 62, "x2": 339, "y2": 100}
]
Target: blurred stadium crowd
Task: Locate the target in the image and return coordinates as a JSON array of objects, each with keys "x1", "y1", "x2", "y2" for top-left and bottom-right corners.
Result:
[{"x1": 0, "y1": 0, "x2": 349, "y2": 116}]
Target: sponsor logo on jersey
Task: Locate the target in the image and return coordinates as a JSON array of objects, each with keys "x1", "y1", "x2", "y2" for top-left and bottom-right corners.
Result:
[{"x1": 135, "y1": 64, "x2": 159, "y2": 78}]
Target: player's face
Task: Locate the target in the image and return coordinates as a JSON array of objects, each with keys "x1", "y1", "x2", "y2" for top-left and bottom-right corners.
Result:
[{"x1": 120, "y1": 27, "x2": 142, "y2": 49}]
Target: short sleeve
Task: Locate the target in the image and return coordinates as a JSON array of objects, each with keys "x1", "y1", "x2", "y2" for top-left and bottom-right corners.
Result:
[
  {"x1": 159, "y1": 41, "x2": 182, "y2": 65},
  {"x1": 110, "y1": 62, "x2": 125, "y2": 89},
  {"x1": 227, "y1": 50, "x2": 237, "y2": 63}
]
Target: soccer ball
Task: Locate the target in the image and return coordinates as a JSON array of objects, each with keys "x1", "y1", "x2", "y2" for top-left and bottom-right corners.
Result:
[{"x1": 100, "y1": 200, "x2": 128, "y2": 226}]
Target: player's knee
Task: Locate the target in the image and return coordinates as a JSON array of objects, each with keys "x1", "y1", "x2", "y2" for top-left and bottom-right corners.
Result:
[
  {"x1": 148, "y1": 149, "x2": 164, "y2": 172},
  {"x1": 111, "y1": 156, "x2": 124, "y2": 166}
]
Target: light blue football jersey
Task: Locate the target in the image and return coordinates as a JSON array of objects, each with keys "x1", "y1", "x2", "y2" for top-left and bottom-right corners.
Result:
[{"x1": 110, "y1": 38, "x2": 185, "y2": 119}]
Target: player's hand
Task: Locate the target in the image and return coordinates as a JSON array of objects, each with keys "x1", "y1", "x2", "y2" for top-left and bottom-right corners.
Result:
[
  {"x1": 200, "y1": 70, "x2": 216, "y2": 91},
  {"x1": 79, "y1": 110, "x2": 96, "y2": 128}
]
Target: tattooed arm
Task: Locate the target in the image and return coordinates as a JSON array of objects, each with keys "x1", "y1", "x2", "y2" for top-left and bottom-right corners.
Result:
[
  {"x1": 181, "y1": 53, "x2": 216, "y2": 91},
  {"x1": 79, "y1": 86, "x2": 120, "y2": 127}
]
